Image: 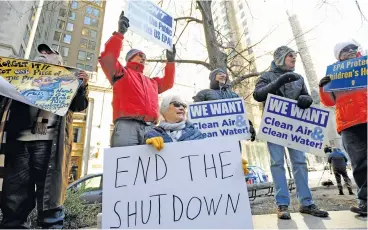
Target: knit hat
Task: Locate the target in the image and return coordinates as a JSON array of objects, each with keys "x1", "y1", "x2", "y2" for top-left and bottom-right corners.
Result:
[
  {"x1": 209, "y1": 68, "x2": 227, "y2": 81},
  {"x1": 334, "y1": 40, "x2": 359, "y2": 60},
  {"x1": 160, "y1": 95, "x2": 185, "y2": 116},
  {"x1": 125, "y1": 49, "x2": 144, "y2": 62},
  {"x1": 273, "y1": 46, "x2": 295, "y2": 68}
]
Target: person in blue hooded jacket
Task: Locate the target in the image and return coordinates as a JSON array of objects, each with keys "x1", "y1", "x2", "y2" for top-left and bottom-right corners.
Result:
[{"x1": 193, "y1": 68, "x2": 256, "y2": 141}]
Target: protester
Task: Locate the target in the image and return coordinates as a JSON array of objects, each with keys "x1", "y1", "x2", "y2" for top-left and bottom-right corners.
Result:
[
  {"x1": 253, "y1": 46, "x2": 328, "y2": 219},
  {"x1": 0, "y1": 44, "x2": 89, "y2": 228},
  {"x1": 145, "y1": 95, "x2": 249, "y2": 174},
  {"x1": 319, "y1": 40, "x2": 367, "y2": 216},
  {"x1": 193, "y1": 68, "x2": 256, "y2": 141},
  {"x1": 99, "y1": 11, "x2": 176, "y2": 147},
  {"x1": 325, "y1": 146, "x2": 354, "y2": 195}
]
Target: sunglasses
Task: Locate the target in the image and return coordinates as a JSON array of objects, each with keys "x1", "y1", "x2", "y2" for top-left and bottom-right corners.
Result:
[
  {"x1": 341, "y1": 45, "x2": 358, "y2": 53},
  {"x1": 170, "y1": 101, "x2": 187, "y2": 109}
]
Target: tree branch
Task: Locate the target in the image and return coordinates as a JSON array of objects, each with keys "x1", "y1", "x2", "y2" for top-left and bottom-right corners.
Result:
[
  {"x1": 146, "y1": 59, "x2": 211, "y2": 69},
  {"x1": 231, "y1": 71, "x2": 265, "y2": 86},
  {"x1": 175, "y1": 17, "x2": 203, "y2": 24}
]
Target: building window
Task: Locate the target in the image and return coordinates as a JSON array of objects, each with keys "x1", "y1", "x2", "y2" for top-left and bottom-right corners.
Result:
[
  {"x1": 23, "y1": 26, "x2": 30, "y2": 43},
  {"x1": 59, "y1": 8, "x2": 67, "y2": 17},
  {"x1": 53, "y1": 31, "x2": 62, "y2": 41},
  {"x1": 66, "y1": 22, "x2": 74, "y2": 32},
  {"x1": 88, "y1": 41, "x2": 96, "y2": 50},
  {"x1": 71, "y1": 1, "x2": 78, "y2": 9},
  {"x1": 57, "y1": 19, "x2": 65, "y2": 29},
  {"x1": 76, "y1": 63, "x2": 84, "y2": 69},
  {"x1": 19, "y1": 45, "x2": 25, "y2": 58},
  {"x1": 93, "y1": 8, "x2": 100, "y2": 17},
  {"x1": 86, "y1": 6, "x2": 93, "y2": 15},
  {"x1": 61, "y1": 47, "x2": 69, "y2": 57},
  {"x1": 86, "y1": 52, "x2": 94, "y2": 62},
  {"x1": 85, "y1": 65, "x2": 93, "y2": 71},
  {"x1": 90, "y1": 29, "x2": 97, "y2": 39},
  {"x1": 80, "y1": 38, "x2": 88, "y2": 48},
  {"x1": 78, "y1": 50, "x2": 86, "y2": 60},
  {"x1": 72, "y1": 127, "x2": 83, "y2": 143},
  {"x1": 241, "y1": 11, "x2": 245, "y2": 19},
  {"x1": 51, "y1": 44, "x2": 60, "y2": 52},
  {"x1": 68, "y1": 11, "x2": 76, "y2": 20},
  {"x1": 91, "y1": 18, "x2": 99, "y2": 27},
  {"x1": 84, "y1": 16, "x2": 91, "y2": 25},
  {"x1": 82, "y1": 28, "x2": 89, "y2": 36},
  {"x1": 63, "y1": 34, "x2": 72, "y2": 44}
]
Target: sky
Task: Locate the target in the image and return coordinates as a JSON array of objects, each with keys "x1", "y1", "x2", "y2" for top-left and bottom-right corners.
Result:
[{"x1": 100, "y1": 0, "x2": 368, "y2": 100}]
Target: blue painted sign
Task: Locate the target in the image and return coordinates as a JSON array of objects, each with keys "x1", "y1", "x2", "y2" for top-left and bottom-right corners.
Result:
[
  {"x1": 125, "y1": 0, "x2": 173, "y2": 51},
  {"x1": 257, "y1": 95, "x2": 331, "y2": 156},
  {"x1": 323, "y1": 55, "x2": 367, "y2": 92},
  {"x1": 187, "y1": 98, "x2": 251, "y2": 141}
]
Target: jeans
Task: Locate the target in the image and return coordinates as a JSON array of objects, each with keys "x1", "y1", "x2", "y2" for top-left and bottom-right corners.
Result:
[
  {"x1": 267, "y1": 142, "x2": 313, "y2": 207},
  {"x1": 111, "y1": 119, "x2": 153, "y2": 147},
  {"x1": 341, "y1": 123, "x2": 367, "y2": 206},
  {"x1": 0, "y1": 141, "x2": 64, "y2": 229}
]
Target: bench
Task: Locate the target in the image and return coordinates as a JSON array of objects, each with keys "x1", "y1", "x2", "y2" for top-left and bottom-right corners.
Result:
[{"x1": 247, "y1": 179, "x2": 295, "y2": 201}]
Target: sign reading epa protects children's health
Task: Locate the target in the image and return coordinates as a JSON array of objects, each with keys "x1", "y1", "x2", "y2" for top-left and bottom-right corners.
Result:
[
  {"x1": 324, "y1": 55, "x2": 367, "y2": 92},
  {"x1": 257, "y1": 95, "x2": 331, "y2": 156},
  {"x1": 125, "y1": 0, "x2": 173, "y2": 51},
  {"x1": 187, "y1": 98, "x2": 251, "y2": 141}
]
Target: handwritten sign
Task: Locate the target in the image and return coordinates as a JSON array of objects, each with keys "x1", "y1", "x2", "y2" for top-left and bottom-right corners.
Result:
[
  {"x1": 102, "y1": 138, "x2": 253, "y2": 229},
  {"x1": 187, "y1": 98, "x2": 251, "y2": 141},
  {"x1": 324, "y1": 55, "x2": 367, "y2": 92},
  {"x1": 125, "y1": 0, "x2": 173, "y2": 51},
  {"x1": 257, "y1": 94, "x2": 331, "y2": 156},
  {"x1": 0, "y1": 56, "x2": 80, "y2": 116}
]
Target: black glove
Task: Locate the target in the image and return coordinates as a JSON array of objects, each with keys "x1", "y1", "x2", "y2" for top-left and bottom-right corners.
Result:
[
  {"x1": 277, "y1": 72, "x2": 300, "y2": 86},
  {"x1": 297, "y1": 95, "x2": 313, "y2": 109},
  {"x1": 118, "y1": 11, "x2": 129, "y2": 35},
  {"x1": 324, "y1": 146, "x2": 332, "y2": 153},
  {"x1": 319, "y1": 76, "x2": 331, "y2": 87},
  {"x1": 249, "y1": 120, "x2": 256, "y2": 142},
  {"x1": 166, "y1": 44, "x2": 176, "y2": 62}
]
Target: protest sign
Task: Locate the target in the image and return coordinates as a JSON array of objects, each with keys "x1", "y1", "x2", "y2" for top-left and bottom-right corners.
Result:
[
  {"x1": 257, "y1": 94, "x2": 331, "y2": 156},
  {"x1": 324, "y1": 55, "x2": 367, "y2": 92},
  {"x1": 0, "y1": 56, "x2": 80, "y2": 116},
  {"x1": 187, "y1": 98, "x2": 251, "y2": 141},
  {"x1": 102, "y1": 138, "x2": 253, "y2": 229},
  {"x1": 125, "y1": 0, "x2": 173, "y2": 51}
]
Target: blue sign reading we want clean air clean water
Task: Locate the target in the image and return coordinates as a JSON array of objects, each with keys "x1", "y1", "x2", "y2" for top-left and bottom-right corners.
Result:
[
  {"x1": 323, "y1": 55, "x2": 367, "y2": 92},
  {"x1": 125, "y1": 0, "x2": 173, "y2": 51}
]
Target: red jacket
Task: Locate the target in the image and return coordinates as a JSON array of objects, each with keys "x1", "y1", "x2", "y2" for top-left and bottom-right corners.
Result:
[
  {"x1": 319, "y1": 87, "x2": 367, "y2": 133},
  {"x1": 99, "y1": 32, "x2": 175, "y2": 123}
]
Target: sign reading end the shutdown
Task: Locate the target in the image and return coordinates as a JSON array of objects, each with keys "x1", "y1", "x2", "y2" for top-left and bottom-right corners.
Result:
[{"x1": 125, "y1": 0, "x2": 173, "y2": 51}]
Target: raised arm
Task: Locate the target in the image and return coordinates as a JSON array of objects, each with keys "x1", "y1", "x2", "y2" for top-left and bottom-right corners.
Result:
[{"x1": 153, "y1": 63, "x2": 175, "y2": 94}]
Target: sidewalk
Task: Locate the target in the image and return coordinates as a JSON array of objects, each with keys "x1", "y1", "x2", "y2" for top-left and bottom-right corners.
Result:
[{"x1": 252, "y1": 210, "x2": 367, "y2": 229}]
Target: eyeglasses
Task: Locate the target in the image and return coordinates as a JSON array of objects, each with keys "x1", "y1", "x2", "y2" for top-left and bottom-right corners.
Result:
[
  {"x1": 170, "y1": 101, "x2": 187, "y2": 109},
  {"x1": 341, "y1": 45, "x2": 358, "y2": 53}
]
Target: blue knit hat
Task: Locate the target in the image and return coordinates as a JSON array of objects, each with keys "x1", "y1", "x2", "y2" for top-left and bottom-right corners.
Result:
[
  {"x1": 209, "y1": 68, "x2": 226, "y2": 81},
  {"x1": 125, "y1": 49, "x2": 144, "y2": 62}
]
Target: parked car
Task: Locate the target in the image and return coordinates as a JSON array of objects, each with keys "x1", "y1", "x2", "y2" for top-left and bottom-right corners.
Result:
[
  {"x1": 67, "y1": 173, "x2": 103, "y2": 204},
  {"x1": 245, "y1": 166, "x2": 269, "y2": 184}
]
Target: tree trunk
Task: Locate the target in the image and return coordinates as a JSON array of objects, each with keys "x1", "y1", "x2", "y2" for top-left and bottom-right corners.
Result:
[{"x1": 197, "y1": 1, "x2": 227, "y2": 72}]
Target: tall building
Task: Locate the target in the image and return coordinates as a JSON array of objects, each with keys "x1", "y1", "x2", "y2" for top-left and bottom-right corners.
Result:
[{"x1": 211, "y1": 0, "x2": 270, "y2": 171}]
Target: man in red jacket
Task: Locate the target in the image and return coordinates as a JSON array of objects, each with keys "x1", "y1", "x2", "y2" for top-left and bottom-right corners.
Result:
[{"x1": 99, "y1": 11, "x2": 176, "y2": 147}]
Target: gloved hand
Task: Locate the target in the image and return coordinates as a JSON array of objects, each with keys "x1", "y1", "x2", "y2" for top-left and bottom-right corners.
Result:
[
  {"x1": 166, "y1": 44, "x2": 176, "y2": 62},
  {"x1": 118, "y1": 11, "x2": 129, "y2": 35},
  {"x1": 319, "y1": 76, "x2": 331, "y2": 87},
  {"x1": 297, "y1": 95, "x2": 313, "y2": 109},
  {"x1": 249, "y1": 121, "x2": 256, "y2": 142},
  {"x1": 242, "y1": 158, "x2": 249, "y2": 175},
  {"x1": 146, "y1": 137, "x2": 164, "y2": 151},
  {"x1": 277, "y1": 72, "x2": 300, "y2": 86}
]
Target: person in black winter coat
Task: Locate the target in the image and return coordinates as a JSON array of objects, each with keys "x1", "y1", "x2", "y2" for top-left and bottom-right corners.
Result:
[
  {"x1": 193, "y1": 68, "x2": 256, "y2": 141},
  {"x1": 253, "y1": 46, "x2": 328, "y2": 220}
]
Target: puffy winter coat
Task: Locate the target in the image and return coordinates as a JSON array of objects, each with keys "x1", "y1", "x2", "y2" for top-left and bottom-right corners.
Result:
[
  {"x1": 253, "y1": 62, "x2": 310, "y2": 102},
  {"x1": 193, "y1": 78, "x2": 238, "y2": 102},
  {"x1": 99, "y1": 32, "x2": 175, "y2": 123},
  {"x1": 145, "y1": 122, "x2": 204, "y2": 142},
  {"x1": 328, "y1": 148, "x2": 348, "y2": 170},
  {"x1": 319, "y1": 87, "x2": 367, "y2": 133}
]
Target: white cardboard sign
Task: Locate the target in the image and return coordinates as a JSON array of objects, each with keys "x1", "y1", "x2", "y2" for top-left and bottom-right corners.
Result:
[{"x1": 102, "y1": 138, "x2": 253, "y2": 229}]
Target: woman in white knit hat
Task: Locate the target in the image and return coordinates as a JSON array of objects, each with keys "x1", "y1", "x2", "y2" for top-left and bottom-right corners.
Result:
[{"x1": 319, "y1": 40, "x2": 367, "y2": 216}]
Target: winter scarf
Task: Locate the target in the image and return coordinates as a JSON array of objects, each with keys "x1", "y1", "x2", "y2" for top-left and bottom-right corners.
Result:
[
  {"x1": 159, "y1": 120, "x2": 186, "y2": 142},
  {"x1": 273, "y1": 46, "x2": 295, "y2": 71}
]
